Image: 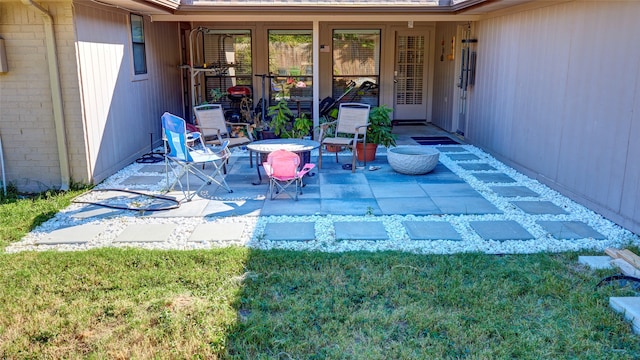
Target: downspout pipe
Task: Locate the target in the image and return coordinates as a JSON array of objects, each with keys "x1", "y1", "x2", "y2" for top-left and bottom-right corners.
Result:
[{"x1": 21, "y1": 0, "x2": 70, "y2": 191}]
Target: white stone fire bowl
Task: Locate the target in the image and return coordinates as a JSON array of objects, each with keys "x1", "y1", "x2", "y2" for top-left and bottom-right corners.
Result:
[{"x1": 387, "y1": 146, "x2": 440, "y2": 175}]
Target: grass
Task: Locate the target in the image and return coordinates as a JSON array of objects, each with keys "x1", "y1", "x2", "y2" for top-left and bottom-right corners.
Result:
[{"x1": 2, "y1": 190, "x2": 640, "y2": 358}]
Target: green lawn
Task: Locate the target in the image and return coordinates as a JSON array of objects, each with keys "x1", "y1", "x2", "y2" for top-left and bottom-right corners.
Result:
[{"x1": 2, "y1": 190, "x2": 640, "y2": 359}]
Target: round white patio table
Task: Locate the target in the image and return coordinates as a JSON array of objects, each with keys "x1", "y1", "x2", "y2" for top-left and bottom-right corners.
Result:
[{"x1": 247, "y1": 138, "x2": 320, "y2": 184}]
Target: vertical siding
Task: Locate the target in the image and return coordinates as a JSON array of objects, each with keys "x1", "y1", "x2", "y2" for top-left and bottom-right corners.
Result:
[
  {"x1": 432, "y1": 22, "x2": 457, "y2": 131},
  {"x1": 74, "y1": 2, "x2": 182, "y2": 183},
  {"x1": 470, "y1": 0, "x2": 640, "y2": 233}
]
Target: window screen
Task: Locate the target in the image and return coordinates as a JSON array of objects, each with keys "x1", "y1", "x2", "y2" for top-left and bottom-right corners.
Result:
[
  {"x1": 130, "y1": 14, "x2": 147, "y2": 75},
  {"x1": 332, "y1": 30, "x2": 380, "y2": 106}
]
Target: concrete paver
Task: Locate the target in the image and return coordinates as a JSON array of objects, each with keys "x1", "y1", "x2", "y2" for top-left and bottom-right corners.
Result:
[
  {"x1": 334, "y1": 221, "x2": 388, "y2": 241},
  {"x1": 113, "y1": 224, "x2": 176, "y2": 242},
  {"x1": 610, "y1": 297, "x2": 640, "y2": 334},
  {"x1": 34, "y1": 224, "x2": 106, "y2": 245},
  {"x1": 512, "y1": 201, "x2": 569, "y2": 215},
  {"x1": 490, "y1": 186, "x2": 539, "y2": 198},
  {"x1": 470, "y1": 220, "x2": 533, "y2": 241},
  {"x1": 264, "y1": 222, "x2": 315, "y2": 241},
  {"x1": 537, "y1": 220, "x2": 605, "y2": 240},
  {"x1": 472, "y1": 173, "x2": 517, "y2": 184},
  {"x1": 403, "y1": 221, "x2": 462, "y2": 241}
]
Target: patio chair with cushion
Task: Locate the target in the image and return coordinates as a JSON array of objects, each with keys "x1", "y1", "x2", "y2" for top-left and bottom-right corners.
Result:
[
  {"x1": 162, "y1": 112, "x2": 232, "y2": 202},
  {"x1": 317, "y1": 103, "x2": 370, "y2": 173},
  {"x1": 193, "y1": 103, "x2": 253, "y2": 149},
  {"x1": 263, "y1": 149, "x2": 315, "y2": 201}
]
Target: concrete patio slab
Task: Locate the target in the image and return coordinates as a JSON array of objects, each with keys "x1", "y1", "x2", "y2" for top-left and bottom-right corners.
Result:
[
  {"x1": 403, "y1": 221, "x2": 462, "y2": 241},
  {"x1": 430, "y1": 196, "x2": 502, "y2": 215},
  {"x1": 261, "y1": 199, "x2": 321, "y2": 216},
  {"x1": 264, "y1": 222, "x2": 315, "y2": 241},
  {"x1": 189, "y1": 222, "x2": 245, "y2": 242},
  {"x1": 512, "y1": 201, "x2": 568, "y2": 215},
  {"x1": 472, "y1": 173, "x2": 517, "y2": 183},
  {"x1": 322, "y1": 199, "x2": 381, "y2": 215},
  {"x1": 369, "y1": 182, "x2": 427, "y2": 198},
  {"x1": 113, "y1": 224, "x2": 176, "y2": 242},
  {"x1": 319, "y1": 172, "x2": 368, "y2": 185},
  {"x1": 334, "y1": 221, "x2": 388, "y2": 241},
  {"x1": 470, "y1": 220, "x2": 534, "y2": 241},
  {"x1": 537, "y1": 221, "x2": 606, "y2": 240},
  {"x1": 420, "y1": 183, "x2": 481, "y2": 197},
  {"x1": 490, "y1": 186, "x2": 540, "y2": 198},
  {"x1": 458, "y1": 163, "x2": 497, "y2": 171},
  {"x1": 320, "y1": 184, "x2": 374, "y2": 199},
  {"x1": 201, "y1": 199, "x2": 264, "y2": 217},
  {"x1": 148, "y1": 198, "x2": 209, "y2": 217},
  {"x1": 610, "y1": 297, "x2": 640, "y2": 334},
  {"x1": 34, "y1": 224, "x2": 106, "y2": 245},
  {"x1": 578, "y1": 256, "x2": 613, "y2": 269},
  {"x1": 377, "y1": 197, "x2": 441, "y2": 215}
]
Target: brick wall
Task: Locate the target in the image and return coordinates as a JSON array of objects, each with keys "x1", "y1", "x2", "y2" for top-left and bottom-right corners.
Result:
[{"x1": 0, "y1": 1, "x2": 86, "y2": 192}]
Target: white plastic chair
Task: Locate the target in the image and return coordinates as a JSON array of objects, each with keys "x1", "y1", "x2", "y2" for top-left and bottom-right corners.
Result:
[{"x1": 162, "y1": 112, "x2": 232, "y2": 202}]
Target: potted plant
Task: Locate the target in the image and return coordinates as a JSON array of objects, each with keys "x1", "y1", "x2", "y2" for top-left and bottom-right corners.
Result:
[
  {"x1": 356, "y1": 104, "x2": 396, "y2": 161},
  {"x1": 267, "y1": 99, "x2": 312, "y2": 139}
]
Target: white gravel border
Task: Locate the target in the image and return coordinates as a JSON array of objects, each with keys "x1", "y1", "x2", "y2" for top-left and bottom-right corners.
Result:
[{"x1": 6, "y1": 145, "x2": 639, "y2": 254}]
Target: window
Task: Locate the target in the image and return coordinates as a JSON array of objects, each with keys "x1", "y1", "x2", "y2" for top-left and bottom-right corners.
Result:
[
  {"x1": 130, "y1": 14, "x2": 147, "y2": 75},
  {"x1": 332, "y1": 29, "x2": 381, "y2": 106},
  {"x1": 268, "y1": 30, "x2": 313, "y2": 107},
  {"x1": 201, "y1": 30, "x2": 252, "y2": 106}
]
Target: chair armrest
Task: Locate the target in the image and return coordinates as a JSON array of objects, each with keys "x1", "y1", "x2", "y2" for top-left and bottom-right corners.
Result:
[
  {"x1": 315, "y1": 120, "x2": 337, "y2": 139},
  {"x1": 298, "y1": 163, "x2": 316, "y2": 177}
]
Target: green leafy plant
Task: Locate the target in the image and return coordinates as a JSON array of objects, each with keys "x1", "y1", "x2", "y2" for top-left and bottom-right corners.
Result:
[
  {"x1": 267, "y1": 99, "x2": 312, "y2": 139},
  {"x1": 367, "y1": 104, "x2": 396, "y2": 147}
]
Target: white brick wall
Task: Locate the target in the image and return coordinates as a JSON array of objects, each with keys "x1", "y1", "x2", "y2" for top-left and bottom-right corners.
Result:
[{"x1": 0, "y1": 1, "x2": 85, "y2": 192}]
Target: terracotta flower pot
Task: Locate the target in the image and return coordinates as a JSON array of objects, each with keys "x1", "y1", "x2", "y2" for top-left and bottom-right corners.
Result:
[
  {"x1": 325, "y1": 144, "x2": 342, "y2": 153},
  {"x1": 356, "y1": 143, "x2": 378, "y2": 162}
]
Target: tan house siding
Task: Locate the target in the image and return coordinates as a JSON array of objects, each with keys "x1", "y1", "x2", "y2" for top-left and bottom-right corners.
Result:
[
  {"x1": 74, "y1": 2, "x2": 182, "y2": 184},
  {"x1": 469, "y1": 0, "x2": 640, "y2": 233},
  {"x1": 0, "y1": 1, "x2": 83, "y2": 191}
]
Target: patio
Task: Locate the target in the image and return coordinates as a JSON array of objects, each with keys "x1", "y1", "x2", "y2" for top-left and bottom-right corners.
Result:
[{"x1": 7, "y1": 125, "x2": 639, "y2": 254}]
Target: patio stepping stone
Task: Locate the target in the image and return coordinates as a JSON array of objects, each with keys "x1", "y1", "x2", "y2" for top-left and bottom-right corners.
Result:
[
  {"x1": 403, "y1": 221, "x2": 462, "y2": 241},
  {"x1": 458, "y1": 163, "x2": 496, "y2": 171},
  {"x1": 113, "y1": 224, "x2": 176, "y2": 242},
  {"x1": 537, "y1": 220, "x2": 605, "y2": 240},
  {"x1": 470, "y1": 220, "x2": 534, "y2": 241},
  {"x1": 35, "y1": 224, "x2": 106, "y2": 245},
  {"x1": 263, "y1": 222, "x2": 315, "y2": 241},
  {"x1": 578, "y1": 256, "x2": 612, "y2": 269},
  {"x1": 512, "y1": 201, "x2": 568, "y2": 215},
  {"x1": 472, "y1": 173, "x2": 516, "y2": 183},
  {"x1": 189, "y1": 222, "x2": 245, "y2": 242},
  {"x1": 120, "y1": 175, "x2": 164, "y2": 186},
  {"x1": 490, "y1": 186, "x2": 539, "y2": 198},
  {"x1": 334, "y1": 221, "x2": 388, "y2": 241},
  {"x1": 67, "y1": 204, "x2": 124, "y2": 219},
  {"x1": 436, "y1": 146, "x2": 466, "y2": 153},
  {"x1": 446, "y1": 153, "x2": 480, "y2": 161},
  {"x1": 139, "y1": 164, "x2": 166, "y2": 173},
  {"x1": 610, "y1": 297, "x2": 640, "y2": 334},
  {"x1": 430, "y1": 196, "x2": 502, "y2": 215}
]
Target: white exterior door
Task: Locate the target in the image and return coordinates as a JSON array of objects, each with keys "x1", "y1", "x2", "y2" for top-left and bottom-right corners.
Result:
[{"x1": 393, "y1": 31, "x2": 428, "y2": 120}]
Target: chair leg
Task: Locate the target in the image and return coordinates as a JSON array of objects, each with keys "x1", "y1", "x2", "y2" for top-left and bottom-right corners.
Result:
[{"x1": 318, "y1": 145, "x2": 323, "y2": 169}]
